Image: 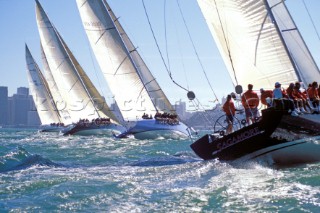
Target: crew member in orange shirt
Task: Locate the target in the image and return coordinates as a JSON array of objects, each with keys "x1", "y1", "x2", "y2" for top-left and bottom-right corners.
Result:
[{"x1": 241, "y1": 84, "x2": 259, "y2": 124}]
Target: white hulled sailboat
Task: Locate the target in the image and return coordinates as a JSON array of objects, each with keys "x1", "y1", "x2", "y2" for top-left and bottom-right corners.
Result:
[
  {"x1": 35, "y1": 0, "x2": 125, "y2": 136},
  {"x1": 76, "y1": 0, "x2": 191, "y2": 139}
]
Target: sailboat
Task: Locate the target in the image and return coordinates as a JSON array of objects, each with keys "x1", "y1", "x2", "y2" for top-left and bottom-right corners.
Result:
[
  {"x1": 76, "y1": 0, "x2": 191, "y2": 139},
  {"x1": 190, "y1": 0, "x2": 320, "y2": 166},
  {"x1": 35, "y1": 0, "x2": 125, "y2": 136},
  {"x1": 25, "y1": 44, "x2": 66, "y2": 132}
]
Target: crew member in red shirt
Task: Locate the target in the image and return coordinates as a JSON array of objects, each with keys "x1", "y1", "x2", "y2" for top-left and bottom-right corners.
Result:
[
  {"x1": 260, "y1": 88, "x2": 273, "y2": 108},
  {"x1": 308, "y1": 81, "x2": 320, "y2": 110}
]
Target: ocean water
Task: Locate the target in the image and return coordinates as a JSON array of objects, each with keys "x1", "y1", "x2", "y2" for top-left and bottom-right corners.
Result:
[{"x1": 0, "y1": 128, "x2": 319, "y2": 212}]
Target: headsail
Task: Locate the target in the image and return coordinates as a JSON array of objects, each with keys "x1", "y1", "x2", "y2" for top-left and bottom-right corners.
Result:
[
  {"x1": 36, "y1": 0, "x2": 119, "y2": 123},
  {"x1": 196, "y1": 0, "x2": 320, "y2": 89},
  {"x1": 76, "y1": 0, "x2": 175, "y2": 121},
  {"x1": 25, "y1": 44, "x2": 61, "y2": 125}
]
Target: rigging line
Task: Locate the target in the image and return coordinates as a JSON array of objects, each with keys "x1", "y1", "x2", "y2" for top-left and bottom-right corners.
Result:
[
  {"x1": 213, "y1": 0, "x2": 238, "y2": 86},
  {"x1": 141, "y1": 0, "x2": 189, "y2": 92},
  {"x1": 85, "y1": 28, "x2": 107, "y2": 99},
  {"x1": 164, "y1": 0, "x2": 171, "y2": 71},
  {"x1": 302, "y1": 0, "x2": 320, "y2": 42},
  {"x1": 175, "y1": 25, "x2": 190, "y2": 91},
  {"x1": 176, "y1": 0, "x2": 219, "y2": 103},
  {"x1": 167, "y1": 1, "x2": 190, "y2": 90}
]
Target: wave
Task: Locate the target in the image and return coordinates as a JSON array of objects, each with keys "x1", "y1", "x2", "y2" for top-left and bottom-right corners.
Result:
[
  {"x1": 131, "y1": 151, "x2": 200, "y2": 167},
  {"x1": 0, "y1": 147, "x2": 61, "y2": 173}
]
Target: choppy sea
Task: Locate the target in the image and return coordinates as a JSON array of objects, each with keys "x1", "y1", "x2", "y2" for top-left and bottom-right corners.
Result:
[{"x1": 0, "y1": 128, "x2": 319, "y2": 212}]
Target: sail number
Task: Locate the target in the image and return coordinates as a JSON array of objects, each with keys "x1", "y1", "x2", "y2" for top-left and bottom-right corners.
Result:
[{"x1": 84, "y1": 21, "x2": 102, "y2": 27}]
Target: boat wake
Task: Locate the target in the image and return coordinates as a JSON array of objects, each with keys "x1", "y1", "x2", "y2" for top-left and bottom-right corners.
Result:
[{"x1": 0, "y1": 147, "x2": 62, "y2": 173}]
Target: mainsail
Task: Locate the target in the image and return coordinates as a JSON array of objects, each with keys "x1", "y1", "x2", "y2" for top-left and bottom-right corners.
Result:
[
  {"x1": 196, "y1": 0, "x2": 320, "y2": 89},
  {"x1": 36, "y1": 0, "x2": 119, "y2": 123},
  {"x1": 40, "y1": 43, "x2": 72, "y2": 124},
  {"x1": 76, "y1": 0, "x2": 175, "y2": 121},
  {"x1": 25, "y1": 44, "x2": 61, "y2": 125}
]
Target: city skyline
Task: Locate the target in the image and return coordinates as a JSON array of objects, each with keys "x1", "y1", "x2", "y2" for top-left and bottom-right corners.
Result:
[
  {"x1": 0, "y1": 85, "x2": 197, "y2": 127},
  {"x1": 1, "y1": 0, "x2": 320, "y2": 107},
  {"x1": 0, "y1": 86, "x2": 41, "y2": 127}
]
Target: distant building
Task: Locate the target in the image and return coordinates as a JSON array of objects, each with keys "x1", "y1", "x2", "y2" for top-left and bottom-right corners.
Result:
[
  {"x1": 28, "y1": 111, "x2": 41, "y2": 126},
  {"x1": 17, "y1": 87, "x2": 29, "y2": 96},
  {"x1": 174, "y1": 100, "x2": 186, "y2": 118},
  {"x1": 7, "y1": 87, "x2": 40, "y2": 127},
  {"x1": 0, "y1": 86, "x2": 8, "y2": 125},
  {"x1": 174, "y1": 100, "x2": 193, "y2": 120}
]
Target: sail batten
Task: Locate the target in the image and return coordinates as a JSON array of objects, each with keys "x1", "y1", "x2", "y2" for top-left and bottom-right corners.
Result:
[
  {"x1": 197, "y1": 0, "x2": 320, "y2": 89},
  {"x1": 76, "y1": 0, "x2": 175, "y2": 121}
]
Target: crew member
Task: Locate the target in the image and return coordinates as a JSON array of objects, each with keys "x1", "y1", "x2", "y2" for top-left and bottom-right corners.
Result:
[
  {"x1": 241, "y1": 84, "x2": 259, "y2": 124},
  {"x1": 260, "y1": 88, "x2": 273, "y2": 108},
  {"x1": 222, "y1": 94, "x2": 236, "y2": 134}
]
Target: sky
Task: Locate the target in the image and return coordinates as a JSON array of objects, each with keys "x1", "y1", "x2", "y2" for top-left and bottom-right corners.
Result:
[{"x1": 1, "y1": 0, "x2": 320, "y2": 110}]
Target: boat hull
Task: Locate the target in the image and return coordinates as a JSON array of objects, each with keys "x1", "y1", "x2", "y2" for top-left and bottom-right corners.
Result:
[
  {"x1": 39, "y1": 125, "x2": 66, "y2": 133},
  {"x1": 63, "y1": 123, "x2": 126, "y2": 136},
  {"x1": 118, "y1": 119, "x2": 191, "y2": 140},
  {"x1": 190, "y1": 108, "x2": 320, "y2": 166},
  {"x1": 234, "y1": 137, "x2": 320, "y2": 167}
]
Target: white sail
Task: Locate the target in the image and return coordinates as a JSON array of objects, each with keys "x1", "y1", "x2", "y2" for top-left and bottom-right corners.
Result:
[
  {"x1": 196, "y1": 0, "x2": 320, "y2": 89},
  {"x1": 76, "y1": 0, "x2": 175, "y2": 121},
  {"x1": 36, "y1": 0, "x2": 119, "y2": 123},
  {"x1": 40, "y1": 43, "x2": 72, "y2": 124},
  {"x1": 269, "y1": 0, "x2": 320, "y2": 86},
  {"x1": 25, "y1": 44, "x2": 61, "y2": 125}
]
